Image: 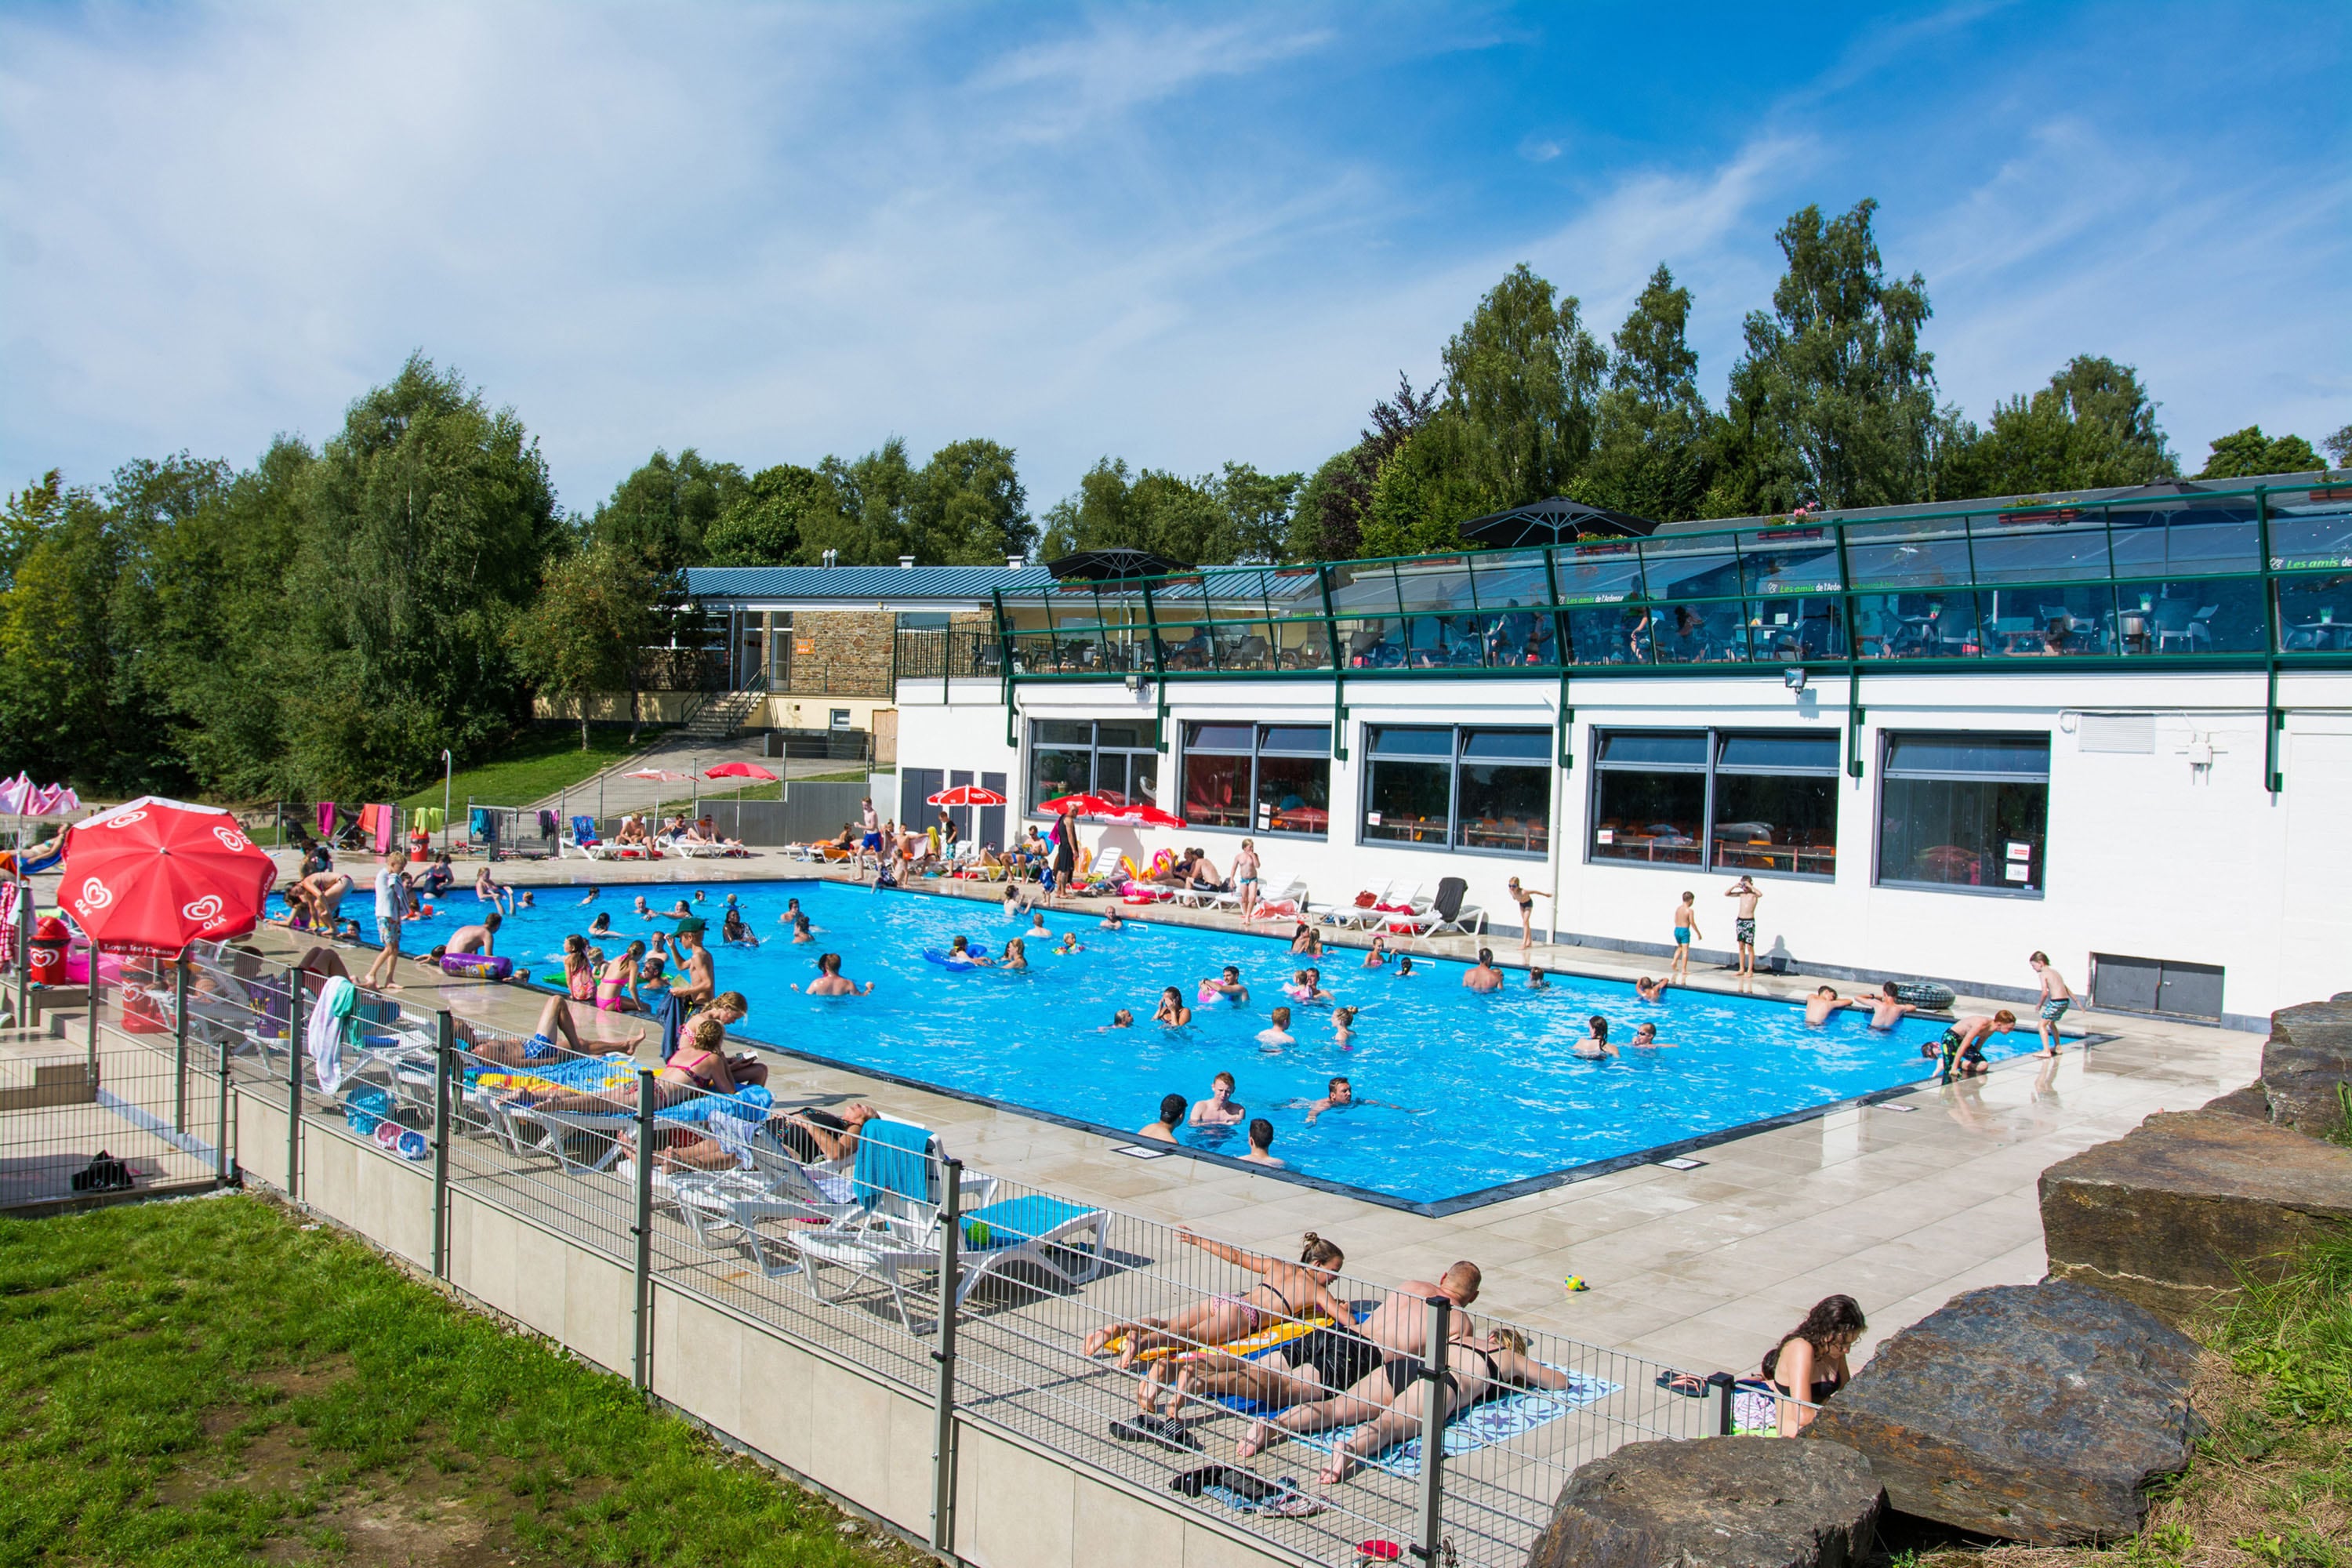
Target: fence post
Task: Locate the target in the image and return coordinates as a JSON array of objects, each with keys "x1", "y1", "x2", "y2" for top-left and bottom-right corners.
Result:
[
  {"x1": 1413, "y1": 1293, "x2": 1453, "y2": 1566},
  {"x1": 286, "y1": 972, "x2": 307, "y2": 1200},
  {"x1": 14, "y1": 882, "x2": 28, "y2": 1029},
  {"x1": 1710, "y1": 1370, "x2": 1737, "y2": 1436},
  {"x1": 632, "y1": 1068, "x2": 655, "y2": 1394},
  {"x1": 215, "y1": 1036, "x2": 234, "y2": 1185},
  {"x1": 85, "y1": 956, "x2": 100, "y2": 1087},
  {"x1": 430, "y1": 1011, "x2": 453, "y2": 1279},
  {"x1": 929, "y1": 1157, "x2": 964, "y2": 1558},
  {"x1": 172, "y1": 959, "x2": 191, "y2": 1133}
]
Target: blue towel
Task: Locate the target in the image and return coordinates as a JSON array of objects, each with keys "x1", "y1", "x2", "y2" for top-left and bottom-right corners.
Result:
[
  {"x1": 962, "y1": 1195, "x2": 1094, "y2": 1250},
  {"x1": 571, "y1": 815, "x2": 601, "y2": 844},
  {"x1": 855, "y1": 1119, "x2": 935, "y2": 1208}
]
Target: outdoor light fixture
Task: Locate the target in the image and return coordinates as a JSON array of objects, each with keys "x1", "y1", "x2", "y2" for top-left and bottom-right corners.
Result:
[
  {"x1": 1124, "y1": 673, "x2": 1142, "y2": 694},
  {"x1": 1784, "y1": 666, "x2": 1808, "y2": 692}
]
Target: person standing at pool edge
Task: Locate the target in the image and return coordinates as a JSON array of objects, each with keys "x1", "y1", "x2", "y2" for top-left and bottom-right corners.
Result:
[
  {"x1": 1671, "y1": 891, "x2": 1700, "y2": 983},
  {"x1": 2029, "y1": 952, "x2": 2074, "y2": 1056},
  {"x1": 662, "y1": 918, "x2": 716, "y2": 1060},
  {"x1": 1506, "y1": 877, "x2": 1546, "y2": 950},
  {"x1": 1725, "y1": 877, "x2": 1762, "y2": 980},
  {"x1": 1051, "y1": 806, "x2": 1078, "y2": 902},
  {"x1": 362, "y1": 851, "x2": 408, "y2": 992}
]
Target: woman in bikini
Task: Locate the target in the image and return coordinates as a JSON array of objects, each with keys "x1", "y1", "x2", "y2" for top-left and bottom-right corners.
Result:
[
  {"x1": 1757, "y1": 1294, "x2": 1864, "y2": 1436},
  {"x1": 596, "y1": 940, "x2": 648, "y2": 1011},
  {"x1": 1362, "y1": 935, "x2": 1391, "y2": 970},
  {"x1": 502, "y1": 1016, "x2": 759, "y2": 1115},
  {"x1": 1505, "y1": 876, "x2": 1547, "y2": 949},
  {"x1": 1083, "y1": 1229, "x2": 1352, "y2": 1370},
  {"x1": 1152, "y1": 985, "x2": 1192, "y2": 1027},
  {"x1": 1241, "y1": 1321, "x2": 1567, "y2": 1483}
]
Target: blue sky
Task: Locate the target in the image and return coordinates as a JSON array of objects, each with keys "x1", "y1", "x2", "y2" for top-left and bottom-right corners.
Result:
[{"x1": 2, "y1": 1, "x2": 2345, "y2": 519}]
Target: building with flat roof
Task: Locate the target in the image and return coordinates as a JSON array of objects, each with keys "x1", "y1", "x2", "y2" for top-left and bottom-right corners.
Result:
[{"x1": 872, "y1": 471, "x2": 2351, "y2": 1025}]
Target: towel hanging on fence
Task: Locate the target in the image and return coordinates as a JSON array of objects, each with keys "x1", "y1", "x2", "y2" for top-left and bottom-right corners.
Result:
[
  {"x1": 538, "y1": 809, "x2": 557, "y2": 839},
  {"x1": 317, "y1": 801, "x2": 336, "y2": 840},
  {"x1": 470, "y1": 808, "x2": 493, "y2": 842},
  {"x1": 308, "y1": 974, "x2": 357, "y2": 1094},
  {"x1": 411, "y1": 807, "x2": 444, "y2": 834},
  {"x1": 371, "y1": 804, "x2": 394, "y2": 854}
]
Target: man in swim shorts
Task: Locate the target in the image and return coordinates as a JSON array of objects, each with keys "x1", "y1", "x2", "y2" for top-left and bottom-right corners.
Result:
[
  {"x1": 2029, "y1": 952, "x2": 2074, "y2": 1056},
  {"x1": 444, "y1": 911, "x2": 499, "y2": 958},
  {"x1": 1462, "y1": 949, "x2": 1504, "y2": 993},
  {"x1": 1202, "y1": 966, "x2": 1248, "y2": 1004},
  {"x1": 1725, "y1": 877, "x2": 1762, "y2": 979}
]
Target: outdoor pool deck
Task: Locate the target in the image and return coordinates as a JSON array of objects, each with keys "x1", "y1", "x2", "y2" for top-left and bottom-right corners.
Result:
[{"x1": 238, "y1": 848, "x2": 2260, "y2": 1377}]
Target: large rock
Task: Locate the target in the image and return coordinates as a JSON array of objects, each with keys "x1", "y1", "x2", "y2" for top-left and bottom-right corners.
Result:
[
  {"x1": 2040, "y1": 1109, "x2": 2352, "y2": 1320},
  {"x1": 1527, "y1": 1436, "x2": 1882, "y2": 1568},
  {"x1": 1806, "y1": 1282, "x2": 2202, "y2": 1544},
  {"x1": 2261, "y1": 998, "x2": 2352, "y2": 1139}
]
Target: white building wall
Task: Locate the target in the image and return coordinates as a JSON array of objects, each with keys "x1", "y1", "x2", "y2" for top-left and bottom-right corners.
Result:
[{"x1": 895, "y1": 670, "x2": 2352, "y2": 1023}]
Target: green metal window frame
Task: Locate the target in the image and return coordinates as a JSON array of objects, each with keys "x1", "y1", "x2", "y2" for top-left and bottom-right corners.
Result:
[{"x1": 989, "y1": 481, "x2": 2352, "y2": 792}]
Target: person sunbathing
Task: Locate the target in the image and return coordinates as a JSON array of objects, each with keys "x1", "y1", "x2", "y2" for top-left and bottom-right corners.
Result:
[
  {"x1": 635, "y1": 1100, "x2": 882, "y2": 1173},
  {"x1": 1085, "y1": 1229, "x2": 1352, "y2": 1370},
  {"x1": 499, "y1": 1018, "x2": 761, "y2": 1113},
  {"x1": 1240, "y1": 1320, "x2": 1566, "y2": 1483},
  {"x1": 454, "y1": 994, "x2": 644, "y2": 1067},
  {"x1": 1154, "y1": 1320, "x2": 1385, "y2": 1427}
]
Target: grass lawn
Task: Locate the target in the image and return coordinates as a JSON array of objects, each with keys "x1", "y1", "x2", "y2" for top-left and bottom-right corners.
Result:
[
  {"x1": 399, "y1": 727, "x2": 662, "y2": 810},
  {"x1": 0, "y1": 1194, "x2": 917, "y2": 1568},
  {"x1": 1915, "y1": 1225, "x2": 2350, "y2": 1568}
]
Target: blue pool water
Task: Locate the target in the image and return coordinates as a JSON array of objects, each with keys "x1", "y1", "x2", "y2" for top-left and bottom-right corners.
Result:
[{"x1": 378, "y1": 879, "x2": 2005, "y2": 1204}]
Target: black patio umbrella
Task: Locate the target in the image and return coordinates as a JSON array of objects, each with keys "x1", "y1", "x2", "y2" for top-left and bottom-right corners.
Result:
[
  {"x1": 1045, "y1": 546, "x2": 1192, "y2": 581},
  {"x1": 1457, "y1": 497, "x2": 1659, "y2": 548}
]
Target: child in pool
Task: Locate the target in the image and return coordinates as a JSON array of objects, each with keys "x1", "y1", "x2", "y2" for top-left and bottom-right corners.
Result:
[
  {"x1": 1001, "y1": 936, "x2": 1029, "y2": 972},
  {"x1": 1362, "y1": 935, "x2": 1391, "y2": 969},
  {"x1": 945, "y1": 934, "x2": 992, "y2": 967},
  {"x1": 1330, "y1": 1005, "x2": 1357, "y2": 1047},
  {"x1": 1054, "y1": 931, "x2": 1083, "y2": 955},
  {"x1": 1528, "y1": 967, "x2": 1550, "y2": 989},
  {"x1": 1395, "y1": 956, "x2": 1420, "y2": 977}
]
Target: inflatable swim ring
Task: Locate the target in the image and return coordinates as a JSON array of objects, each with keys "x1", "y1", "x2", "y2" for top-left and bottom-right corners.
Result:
[
  {"x1": 438, "y1": 953, "x2": 513, "y2": 981},
  {"x1": 1120, "y1": 854, "x2": 1143, "y2": 880},
  {"x1": 1891, "y1": 981, "x2": 1956, "y2": 1011},
  {"x1": 1151, "y1": 848, "x2": 1176, "y2": 875},
  {"x1": 923, "y1": 946, "x2": 989, "y2": 969}
]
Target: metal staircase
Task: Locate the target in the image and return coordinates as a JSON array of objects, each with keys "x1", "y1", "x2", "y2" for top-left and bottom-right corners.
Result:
[{"x1": 677, "y1": 674, "x2": 766, "y2": 744}]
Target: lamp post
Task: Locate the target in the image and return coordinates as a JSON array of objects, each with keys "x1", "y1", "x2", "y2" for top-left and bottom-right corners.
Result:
[{"x1": 441, "y1": 750, "x2": 452, "y2": 852}]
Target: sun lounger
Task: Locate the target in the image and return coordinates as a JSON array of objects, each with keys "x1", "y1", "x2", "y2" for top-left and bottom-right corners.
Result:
[{"x1": 562, "y1": 815, "x2": 612, "y2": 860}]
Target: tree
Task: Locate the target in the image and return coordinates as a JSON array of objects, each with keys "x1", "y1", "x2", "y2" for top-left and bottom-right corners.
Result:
[
  {"x1": 510, "y1": 543, "x2": 662, "y2": 747},
  {"x1": 2325, "y1": 424, "x2": 2350, "y2": 469},
  {"x1": 1704, "y1": 200, "x2": 1940, "y2": 516},
  {"x1": 1573, "y1": 263, "x2": 1714, "y2": 522},
  {"x1": 1038, "y1": 459, "x2": 1222, "y2": 563},
  {"x1": 801, "y1": 439, "x2": 917, "y2": 565},
  {"x1": 1359, "y1": 413, "x2": 1496, "y2": 557},
  {"x1": 912, "y1": 439, "x2": 1035, "y2": 564},
  {"x1": 1944, "y1": 355, "x2": 2178, "y2": 496},
  {"x1": 0, "y1": 481, "x2": 125, "y2": 787},
  {"x1": 1441, "y1": 263, "x2": 1606, "y2": 510},
  {"x1": 285, "y1": 354, "x2": 561, "y2": 797},
  {"x1": 592, "y1": 448, "x2": 745, "y2": 575},
  {"x1": 703, "y1": 463, "x2": 832, "y2": 566},
  {"x1": 1287, "y1": 376, "x2": 1439, "y2": 561},
  {"x1": 2197, "y1": 426, "x2": 2325, "y2": 479}
]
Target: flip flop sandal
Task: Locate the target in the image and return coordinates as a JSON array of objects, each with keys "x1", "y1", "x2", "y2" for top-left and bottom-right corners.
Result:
[{"x1": 1655, "y1": 1371, "x2": 1710, "y2": 1398}]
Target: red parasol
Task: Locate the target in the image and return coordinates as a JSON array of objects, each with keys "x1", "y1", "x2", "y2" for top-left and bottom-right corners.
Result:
[
  {"x1": 1034, "y1": 793, "x2": 1119, "y2": 818},
  {"x1": 927, "y1": 784, "x2": 1008, "y2": 807},
  {"x1": 1101, "y1": 803, "x2": 1186, "y2": 828},
  {"x1": 705, "y1": 761, "x2": 779, "y2": 781},
  {"x1": 59, "y1": 797, "x2": 278, "y2": 956}
]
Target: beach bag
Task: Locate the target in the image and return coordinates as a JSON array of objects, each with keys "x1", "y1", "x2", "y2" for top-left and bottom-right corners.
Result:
[
  {"x1": 1353, "y1": 891, "x2": 1377, "y2": 908},
  {"x1": 344, "y1": 1086, "x2": 393, "y2": 1138}
]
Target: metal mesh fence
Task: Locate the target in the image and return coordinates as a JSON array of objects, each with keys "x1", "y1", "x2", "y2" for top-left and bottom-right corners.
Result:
[{"x1": 48, "y1": 942, "x2": 1744, "y2": 1566}]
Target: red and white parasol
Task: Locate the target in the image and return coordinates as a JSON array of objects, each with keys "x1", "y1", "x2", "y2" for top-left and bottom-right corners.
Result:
[{"x1": 58, "y1": 797, "x2": 278, "y2": 956}]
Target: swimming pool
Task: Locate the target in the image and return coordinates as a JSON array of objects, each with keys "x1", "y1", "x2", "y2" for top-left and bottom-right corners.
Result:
[{"x1": 387, "y1": 879, "x2": 2003, "y2": 1207}]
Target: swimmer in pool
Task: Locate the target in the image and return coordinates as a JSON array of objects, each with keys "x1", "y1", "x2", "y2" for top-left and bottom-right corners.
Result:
[
  {"x1": 1202, "y1": 966, "x2": 1249, "y2": 1004},
  {"x1": 1363, "y1": 935, "x2": 1391, "y2": 969},
  {"x1": 1106, "y1": 1008, "x2": 1134, "y2": 1029},
  {"x1": 945, "y1": 935, "x2": 992, "y2": 967},
  {"x1": 1099, "y1": 906, "x2": 1126, "y2": 930},
  {"x1": 516, "y1": 891, "x2": 535, "y2": 909},
  {"x1": 1152, "y1": 986, "x2": 1192, "y2": 1027},
  {"x1": 1054, "y1": 931, "x2": 1083, "y2": 955},
  {"x1": 1396, "y1": 956, "x2": 1420, "y2": 978},
  {"x1": 790, "y1": 914, "x2": 815, "y2": 944},
  {"x1": 631, "y1": 896, "x2": 652, "y2": 920},
  {"x1": 1804, "y1": 985, "x2": 1855, "y2": 1026},
  {"x1": 1256, "y1": 1007, "x2": 1295, "y2": 1049},
  {"x1": 1298, "y1": 967, "x2": 1334, "y2": 1006},
  {"x1": 1630, "y1": 1022, "x2": 1673, "y2": 1048},
  {"x1": 1573, "y1": 1015, "x2": 1617, "y2": 1059},
  {"x1": 721, "y1": 907, "x2": 760, "y2": 947},
  {"x1": 587, "y1": 912, "x2": 613, "y2": 937},
  {"x1": 661, "y1": 898, "x2": 693, "y2": 920},
  {"x1": 577, "y1": 887, "x2": 600, "y2": 906},
  {"x1": 1029, "y1": 912, "x2": 1050, "y2": 938},
  {"x1": 1189, "y1": 1072, "x2": 1245, "y2": 1127},
  {"x1": 1002, "y1": 884, "x2": 1023, "y2": 918},
  {"x1": 1866, "y1": 981, "x2": 1920, "y2": 1031},
  {"x1": 1527, "y1": 967, "x2": 1550, "y2": 990},
  {"x1": 794, "y1": 952, "x2": 873, "y2": 996},
  {"x1": 1303, "y1": 1076, "x2": 1352, "y2": 1123},
  {"x1": 1634, "y1": 975, "x2": 1668, "y2": 1003},
  {"x1": 1001, "y1": 936, "x2": 1030, "y2": 972},
  {"x1": 1330, "y1": 1005, "x2": 1358, "y2": 1047}
]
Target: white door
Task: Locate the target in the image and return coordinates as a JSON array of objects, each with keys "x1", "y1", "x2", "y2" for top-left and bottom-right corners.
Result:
[{"x1": 2279, "y1": 730, "x2": 2352, "y2": 1007}]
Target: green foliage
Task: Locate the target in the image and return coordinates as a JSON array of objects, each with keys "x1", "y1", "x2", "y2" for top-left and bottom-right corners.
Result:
[
  {"x1": 590, "y1": 447, "x2": 746, "y2": 575},
  {"x1": 910, "y1": 437, "x2": 1036, "y2": 564},
  {"x1": 1359, "y1": 412, "x2": 1494, "y2": 556},
  {"x1": 0, "y1": 1196, "x2": 900, "y2": 1567},
  {"x1": 2218, "y1": 1224, "x2": 2352, "y2": 1426},
  {"x1": 1285, "y1": 376, "x2": 1438, "y2": 561},
  {"x1": 285, "y1": 354, "x2": 562, "y2": 798},
  {"x1": 2198, "y1": 425, "x2": 2325, "y2": 479},
  {"x1": 397, "y1": 724, "x2": 648, "y2": 809},
  {"x1": 1039, "y1": 457, "x2": 1298, "y2": 564},
  {"x1": 2325, "y1": 424, "x2": 2350, "y2": 469},
  {"x1": 1704, "y1": 200, "x2": 1941, "y2": 516},
  {"x1": 1943, "y1": 354, "x2": 2180, "y2": 496},
  {"x1": 705, "y1": 463, "x2": 832, "y2": 566},
  {"x1": 509, "y1": 542, "x2": 666, "y2": 747},
  {"x1": 1441, "y1": 262, "x2": 1606, "y2": 510},
  {"x1": 1573, "y1": 263, "x2": 1715, "y2": 523}
]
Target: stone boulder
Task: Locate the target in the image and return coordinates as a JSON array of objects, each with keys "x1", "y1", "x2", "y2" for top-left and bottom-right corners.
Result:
[
  {"x1": 1527, "y1": 1436, "x2": 1882, "y2": 1568},
  {"x1": 2261, "y1": 999, "x2": 2352, "y2": 1139},
  {"x1": 2198, "y1": 1083, "x2": 2270, "y2": 1121},
  {"x1": 1806, "y1": 1282, "x2": 2202, "y2": 1544},
  {"x1": 2040, "y1": 1109, "x2": 2352, "y2": 1320}
]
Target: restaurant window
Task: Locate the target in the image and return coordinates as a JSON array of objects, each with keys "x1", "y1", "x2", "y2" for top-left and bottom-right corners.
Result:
[
  {"x1": 1180, "y1": 723, "x2": 1332, "y2": 837},
  {"x1": 1362, "y1": 726, "x2": 1551, "y2": 857},
  {"x1": 1589, "y1": 729, "x2": 1840, "y2": 878},
  {"x1": 1027, "y1": 720, "x2": 1160, "y2": 813},
  {"x1": 1875, "y1": 732, "x2": 2049, "y2": 895}
]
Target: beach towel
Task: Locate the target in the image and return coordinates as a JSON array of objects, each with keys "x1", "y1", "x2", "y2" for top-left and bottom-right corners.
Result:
[
  {"x1": 1252, "y1": 1368, "x2": 1620, "y2": 1478},
  {"x1": 412, "y1": 807, "x2": 445, "y2": 834},
  {"x1": 853, "y1": 1119, "x2": 933, "y2": 1208},
  {"x1": 307, "y1": 975, "x2": 357, "y2": 1094},
  {"x1": 1097, "y1": 1315, "x2": 1329, "y2": 1367},
  {"x1": 317, "y1": 801, "x2": 336, "y2": 840},
  {"x1": 371, "y1": 804, "x2": 394, "y2": 854}
]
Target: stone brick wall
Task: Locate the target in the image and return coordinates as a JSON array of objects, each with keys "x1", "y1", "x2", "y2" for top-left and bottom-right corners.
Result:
[{"x1": 778, "y1": 610, "x2": 895, "y2": 696}]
